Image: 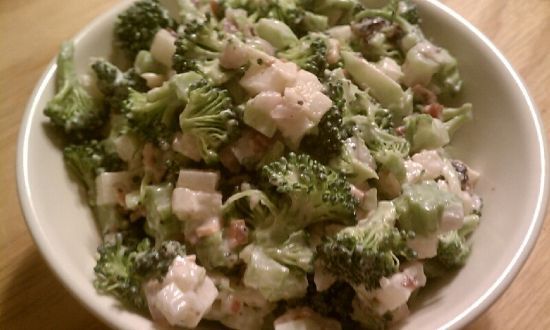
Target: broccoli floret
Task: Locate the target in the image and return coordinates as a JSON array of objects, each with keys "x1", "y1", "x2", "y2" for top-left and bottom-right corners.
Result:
[
  {"x1": 278, "y1": 33, "x2": 328, "y2": 78},
  {"x1": 398, "y1": 0, "x2": 420, "y2": 24},
  {"x1": 317, "y1": 201, "x2": 415, "y2": 290},
  {"x1": 395, "y1": 181, "x2": 463, "y2": 237},
  {"x1": 91, "y1": 59, "x2": 148, "y2": 111},
  {"x1": 142, "y1": 183, "x2": 183, "y2": 244},
  {"x1": 302, "y1": 280, "x2": 361, "y2": 328},
  {"x1": 63, "y1": 140, "x2": 124, "y2": 205},
  {"x1": 114, "y1": 0, "x2": 174, "y2": 60},
  {"x1": 403, "y1": 114, "x2": 450, "y2": 153},
  {"x1": 441, "y1": 103, "x2": 473, "y2": 137},
  {"x1": 179, "y1": 80, "x2": 239, "y2": 164},
  {"x1": 329, "y1": 135, "x2": 379, "y2": 185},
  {"x1": 63, "y1": 140, "x2": 127, "y2": 233},
  {"x1": 261, "y1": 153, "x2": 357, "y2": 235},
  {"x1": 434, "y1": 214, "x2": 480, "y2": 269},
  {"x1": 300, "y1": 105, "x2": 348, "y2": 164},
  {"x1": 327, "y1": 74, "x2": 390, "y2": 125},
  {"x1": 94, "y1": 233, "x2": 186, "y2": 309},
  {"x1": 44, "y1": 42, "x2": 105, "y2": 136},
  {"x1": 195, "y1": 230, "x2": 240, "y2": 270},
  {"x1": 242, "y1": 244, "x2": 309, "y2": 301},
  {"x1": 353, "y1": 116, "x2": 409, "y2": 160},
  {"x1": 264, "y1": 230, "x2": 314, "y2": 272},
  {"x1": 223, "y1": 153, "x2": 357, "y2": 243},
  {"x1": 302, "y1": 0, "x2": 361, "y2": 26},
  {"x1": 124, "y1": 88, "x2": 176, "y2": 144},
  {"x1": 123, "y1": 72, "x2": 201, "y2": 144},
  {"x1": 436, "y1": 231, "x2": 470, "y2": 268},
  {"x1": 355, "y1": 0, "x2": 399, "y2": 22},
  {"x1": 172, "y1": 16, "x2": 230, "y2": 84},
  {"x1": 220, "y1": 0, "x2": 327, "y2": 35}
]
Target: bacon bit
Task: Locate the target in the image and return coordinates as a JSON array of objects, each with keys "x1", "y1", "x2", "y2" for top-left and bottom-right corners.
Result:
[
  {"x1": 129, "y1": 208, "x2": 146, "y2": 222},
  {"x1": 395, "y1": 125, "x2": 406, "y2": 136},
  {"x1": 241, "y1": 129, "x2": 272, "y2": 152},
  {"x1": 115, "y1": 187, "x2": 126, "y2": 208},
  {"x1": 401, "y1": 274, "x2": 416, "y2": 289},
  {"x1": 227, "y1": 219, "x2": 249, "y2": 248},
  {"x1": 219, "y1": 146, "x2": 241, "y2": 173},
  {"x1": 196, "y1": 218, "x2": 221, "y2": 238},
  {"x1": 143, "y1": 143, "x2": 166, "y2": 183},
  {"x1": 167, "y1": 28, "x2": 178, "y2": 38},
  {"x1": 274, "y1": 307, "x2": 316, "y2": 324},
  {"x1": 423, "y1": 103, "x2": 443, "y2": 119},
  {"x1": 228, "y1": 295, "x2": 242, "y2": 314},
  {"x1": 326, "y1": 39, "x2": 341, "y2": 65},
  {"x1": 412, "y1": 84, "x2": 437, "y2": 105},
  {"x1": 210, "y1": 0, "x2": 220, "y2": 17}
]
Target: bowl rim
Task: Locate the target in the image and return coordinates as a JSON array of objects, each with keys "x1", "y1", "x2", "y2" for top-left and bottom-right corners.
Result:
[{"x1": 16, "y1": 0, "x2": 549, "y2": 329}]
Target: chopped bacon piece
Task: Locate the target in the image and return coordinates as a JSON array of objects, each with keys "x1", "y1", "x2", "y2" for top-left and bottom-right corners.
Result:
[
  {"x1": 412, "y1": 84, "x2": 437, "y2": 105},
  {"x1": 423, "y1": 102, "x2": 443, "y2": 119},
  {"x1": 227, "y1": 219, "x2": 249, "y2": 248}
]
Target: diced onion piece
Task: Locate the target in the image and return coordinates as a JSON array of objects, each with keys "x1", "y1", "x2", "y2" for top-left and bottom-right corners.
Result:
[
  {"x1": 172, "y1": 188, "x2": 222, "y2": 221},
  {"x1": 176, "y1": 170, "x2": 220, "y2": 193},
  {"x1": 407, "y1": 234, "x2": 439, "y2": 259},
  {"x1": 150, "y1": 29, "x2": 176, "y2": 68},
  {"x1": 274, "y1": 307, "x2": 342, "y2": 330},
  {"x1": 411, "y1": 150, "x2": 444, "y2": 180},
  {"x1": 141, "y1": 72, "x2": 166, "y2": 88},
  {"x1": 244, "y1": 91, "x2": 282, "y2": 137},
  {"x1": 95, "y1": 172, "x2": 133, "y2": 206},
  {"x1": 240, "y1": 61, "x2": 299, "y2": 95},
  {"x1": 376, "y1": 57, "x2": 404, "y2": 83},
  {"x1": 145, "y1": 256, "x2": 218, "y2": 328},
  {"x1": 375, "y1": 262, "x2": 426, "y2": 313},
  {"x1": 172, "y1": 132, "x2": 202, "y2": 162}
]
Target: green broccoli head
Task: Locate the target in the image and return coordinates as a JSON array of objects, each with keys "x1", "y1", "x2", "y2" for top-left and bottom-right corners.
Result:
[
  {"x1": 395, "y1": 181, "x2": 463, "y2": 237},
  {"x1": 91, "y1": 59, "x2": 148, "y2": 111},
  {"x1": 44, "y1": 42, "x2": 105, "y2": 135},
  {"x1": 63, "y1": 140, "x2": 124, "y2": 205},
  {"x1": 172, "y1": 16, "x2": 229, "y2": 83},
  {"x1": 195, "y1": 230, "x2": 240, "y2": 270},
  {"x1": 261, "y1": 153, "x2": 357, "y2": 226},
  {"x1": 356, "y1": 0, "x2": 420, "y2": 24},
  {"x1": 436, "y1": 230, "x2": 470, "y2": 269},
  {"x1": 278, "y1": 33, "x2": 328, "y2": 78},
  {"x1": 302, "y1": 0, "x2": 361, "y2": 26},
  {"x1": 299, "y1": 105, "x2": 349, "y2": 164},
  {"x1": 317, "y1": 201, "x2": 415, "y2": 290},
  {"x1": 94, "y1": 232, "x2": 186, "y2": 310},
  {"x1": 433, "y1": 214, "x2": 479, "y2": 270},
  {"x1": 441, "y1": 103, "x2": 473, "y2": 138},
  {"x1": 222, "y1": 154, "x2": 357, "y2": 243},
  {"x1": 179, "y1": 80, "x2": 239, "y2": 164},
  {"x1": 114, "y1": 0, "x2": 174, "y2": 59},
  {"x1": 142, "y1": 184, "x2": 183, "y2": 244},
  {"x1": 303, "y1": 280, "x2": 362, "y2": 329},
  {"x1": 123, "y1": 76, "x2": 182, "y2": 144},
  {"x1": 220, "y1": 0, "x2": 325, "y2": 35},
  {"x1": 242, "y1": 244, "x2": 309, "y2": 301},
  {"x1": 264, "y1": 230, "x2": 314, "y2": 272}
]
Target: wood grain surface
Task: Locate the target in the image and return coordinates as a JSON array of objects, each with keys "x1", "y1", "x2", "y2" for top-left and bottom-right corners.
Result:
[{"x1": 1, "y1": 0, "x2": 549, "y2": 329}]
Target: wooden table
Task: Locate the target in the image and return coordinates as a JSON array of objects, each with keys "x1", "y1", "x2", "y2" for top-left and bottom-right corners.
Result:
[{"x1": 1, "y1": 0, "x2": 549, "y2": 329}]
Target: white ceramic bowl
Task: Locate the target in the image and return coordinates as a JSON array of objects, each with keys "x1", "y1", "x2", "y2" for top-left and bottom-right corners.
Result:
[{"x1": 17, "y1": 0, "x2": 549, "y2": 329}]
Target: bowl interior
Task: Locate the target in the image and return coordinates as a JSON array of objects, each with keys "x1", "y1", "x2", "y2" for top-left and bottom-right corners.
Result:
[{"x1": 17, "y1": 1, "x2": 547, "y2": 329}]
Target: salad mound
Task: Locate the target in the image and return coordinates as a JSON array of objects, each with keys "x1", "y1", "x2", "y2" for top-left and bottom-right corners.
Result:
[{"x1": 44, "y1": 0, "x2": 482, "y2": 328}]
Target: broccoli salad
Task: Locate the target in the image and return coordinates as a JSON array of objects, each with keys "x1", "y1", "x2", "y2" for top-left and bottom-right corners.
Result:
[{"x1": 43, "y1": 0, "x2": 482, "y2": 328}]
